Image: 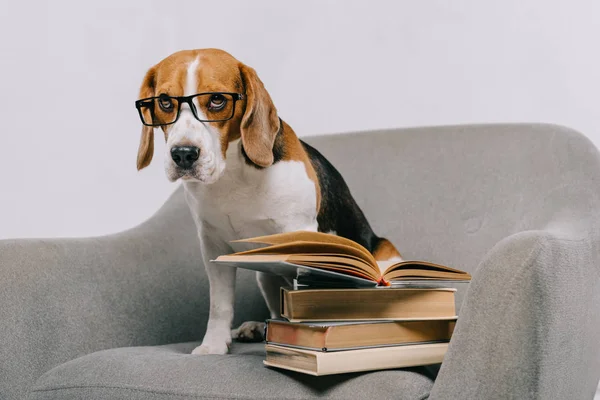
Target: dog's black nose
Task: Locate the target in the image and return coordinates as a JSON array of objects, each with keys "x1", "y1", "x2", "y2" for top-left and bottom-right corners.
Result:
[{"x1": 171, "y1": 146, "x2": 200, "y2": 169}]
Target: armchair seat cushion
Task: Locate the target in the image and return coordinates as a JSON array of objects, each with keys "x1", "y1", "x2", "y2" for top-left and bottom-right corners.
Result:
[{"x1": 29, "y1": 342, "x2": 436, "y2": 400}]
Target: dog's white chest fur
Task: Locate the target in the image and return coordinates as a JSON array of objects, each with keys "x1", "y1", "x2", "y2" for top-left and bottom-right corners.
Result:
[{"x1": 183, "y1": 140, "x2": 318, "y2": 251}]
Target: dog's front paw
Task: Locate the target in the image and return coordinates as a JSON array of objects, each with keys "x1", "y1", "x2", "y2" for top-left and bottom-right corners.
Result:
[
  {"x1": 191, "y1": 341, "x2": 230, "y2": 355},
  {"x1": 231, "y1": 321, "x2": 266, "y2": 342},
  {"x1": 191, "y1": 334, "x2": 231, "y2": 355}
]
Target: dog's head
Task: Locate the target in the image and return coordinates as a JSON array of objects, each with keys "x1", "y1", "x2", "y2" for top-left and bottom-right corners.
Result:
[{"x1": 135, "y1": 49, "x2": 280, "y2": 183}]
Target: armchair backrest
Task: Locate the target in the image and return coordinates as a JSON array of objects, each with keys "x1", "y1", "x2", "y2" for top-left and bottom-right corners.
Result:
[{"x1": 302, "y1": 123, "x2": 600, "y2": 274}]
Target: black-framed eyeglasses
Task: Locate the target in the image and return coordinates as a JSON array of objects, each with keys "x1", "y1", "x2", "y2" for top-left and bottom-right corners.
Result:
[{"x1": 135, "y1": 92, "x2": 244, "y2": 126}]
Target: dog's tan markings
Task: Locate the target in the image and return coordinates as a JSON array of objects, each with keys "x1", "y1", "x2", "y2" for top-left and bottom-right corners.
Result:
[
  {"x1": 238, "y1": 63, "x2": 280, "y2": 167},
  {"x1": 136, "y1": 51, "x2": 198, "y2": 170},
  {"x1": 136, "y1": 66, "x2": 157, "y2": 170},
  {"x1": 279, "y1": 120, "x2": 322, "y2": 213},
  {"x1": 372, "y1": 238, "x2": 403, "y2": 261}
]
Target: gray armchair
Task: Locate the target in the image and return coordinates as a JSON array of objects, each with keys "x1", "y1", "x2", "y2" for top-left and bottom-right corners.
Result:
[{"x1": 2, "y1": 124, "x2": 599, "y2": 400}]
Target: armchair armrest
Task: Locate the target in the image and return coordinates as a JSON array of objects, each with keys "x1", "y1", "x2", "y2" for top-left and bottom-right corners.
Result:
[
  {"x1": 0, "y1": 186, "x2": 268, "y2": 400},
  {"x1": 430, "y1": 227, "x2": 600, "y2": 400}
]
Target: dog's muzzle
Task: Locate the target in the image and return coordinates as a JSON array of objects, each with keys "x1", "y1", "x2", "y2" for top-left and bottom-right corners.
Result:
[{"x1": 171, "y1": 146, "x2": 200, "y2": 169}]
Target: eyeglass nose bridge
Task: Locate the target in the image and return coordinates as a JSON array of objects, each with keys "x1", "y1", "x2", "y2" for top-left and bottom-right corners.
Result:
[{"x1": 178, "y1": 96, "x2": 199, "y2": 119}]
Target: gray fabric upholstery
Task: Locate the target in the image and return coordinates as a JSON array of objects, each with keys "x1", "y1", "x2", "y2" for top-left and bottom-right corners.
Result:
[
  {"x1": 0, "y1": 188, "x2": 268, "y2": 400},
  {"x1": 430, "y1": 229, "x2": 600, "y2": 400},
  {"x1": 1, "y1": 123, "x2": 599, "y2": 399},
  {"x1": 29, "y1": 342, "x2": 435, "y2": 399}
]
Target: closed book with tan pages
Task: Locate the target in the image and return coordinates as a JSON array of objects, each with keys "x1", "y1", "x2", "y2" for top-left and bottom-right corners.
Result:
[
  {"x1": 264, "y1": 342, "x2": 448, "y2": 376},
  {"x1": 280, "y1": 287, "x2": 456, "y2": 322},
  {"x1": 265, "y1": 318, "x2": 456, "y2": 351}
]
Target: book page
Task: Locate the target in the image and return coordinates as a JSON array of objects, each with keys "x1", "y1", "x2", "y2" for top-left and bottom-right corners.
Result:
[
  {"x1": 381, "y1": 260, "x2": 471, "y2": 281},
  {"x1": 212, "y1": 258, "x2": 378, "y2": 286},
  {"x1": 230, "y1": 240, "x2": 379, "y2": 274},
  {"x1": 214, "y1": 254, "x2": 378, "y2": 281},
  {"x1": 296, "y1": 261, "x2": 378, "y2": 281},
  {"x1": 385, "y1": 269, "x2": 471, "y2": 281},
  {"x1": 286, "y1": 254, "x2": 379, "y2": 275},
  {"x1": 232, "y1": 231, "x2": 377, "y2": 266}
]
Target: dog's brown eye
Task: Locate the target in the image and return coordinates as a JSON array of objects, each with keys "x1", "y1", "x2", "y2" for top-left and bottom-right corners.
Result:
[
  {"x1": 208, "y1": 94, "x2": 226, "y2": 111},
  {"x1": 158, "y1": 95, "x2": 174, "y2": 112}
]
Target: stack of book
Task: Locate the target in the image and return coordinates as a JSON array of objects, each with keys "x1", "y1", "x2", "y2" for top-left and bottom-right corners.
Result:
[{"x1": 213, "y1": 231, "x2": 471, "y2": 376}]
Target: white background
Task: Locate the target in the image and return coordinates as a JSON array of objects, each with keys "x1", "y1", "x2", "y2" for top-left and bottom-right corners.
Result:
[{"x1": 1, "y1": 0, "x2": 600, "y2": 241}]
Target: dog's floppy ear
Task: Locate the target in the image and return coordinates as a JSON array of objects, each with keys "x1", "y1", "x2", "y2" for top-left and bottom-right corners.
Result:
[
  {"x1": 239, "y1": 63, "x2": 280, "y2": 168},
  {"x1": 136, "y1": 66, "x2": 156, "y2": 171}
]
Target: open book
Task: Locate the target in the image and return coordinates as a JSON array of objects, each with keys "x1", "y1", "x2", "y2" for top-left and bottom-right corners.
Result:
[{"x1": 211, "y1": 231, "x2": 471, "y2": 287}]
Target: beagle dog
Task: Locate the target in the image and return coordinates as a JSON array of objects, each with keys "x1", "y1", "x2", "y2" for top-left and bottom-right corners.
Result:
[{"x1": 135, "y1": 48, "x2": 401, "y2": 355}]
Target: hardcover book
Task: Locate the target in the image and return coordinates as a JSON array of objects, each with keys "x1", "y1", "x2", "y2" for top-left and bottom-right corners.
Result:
[
  {"x1": 279, "y1": 286, "x2": 457, "y2": 322},
  {"x1": 264, "y1": 342, "x2": 448, "y2": 376},
  {"x1": 265, "y1": 318, "x2": 456, "y2": 351}
]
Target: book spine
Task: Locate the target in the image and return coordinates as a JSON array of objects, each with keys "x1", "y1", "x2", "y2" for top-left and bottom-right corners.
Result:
[{"x1": 281, "y1": 289, "x2": 292, "y2": 320}]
